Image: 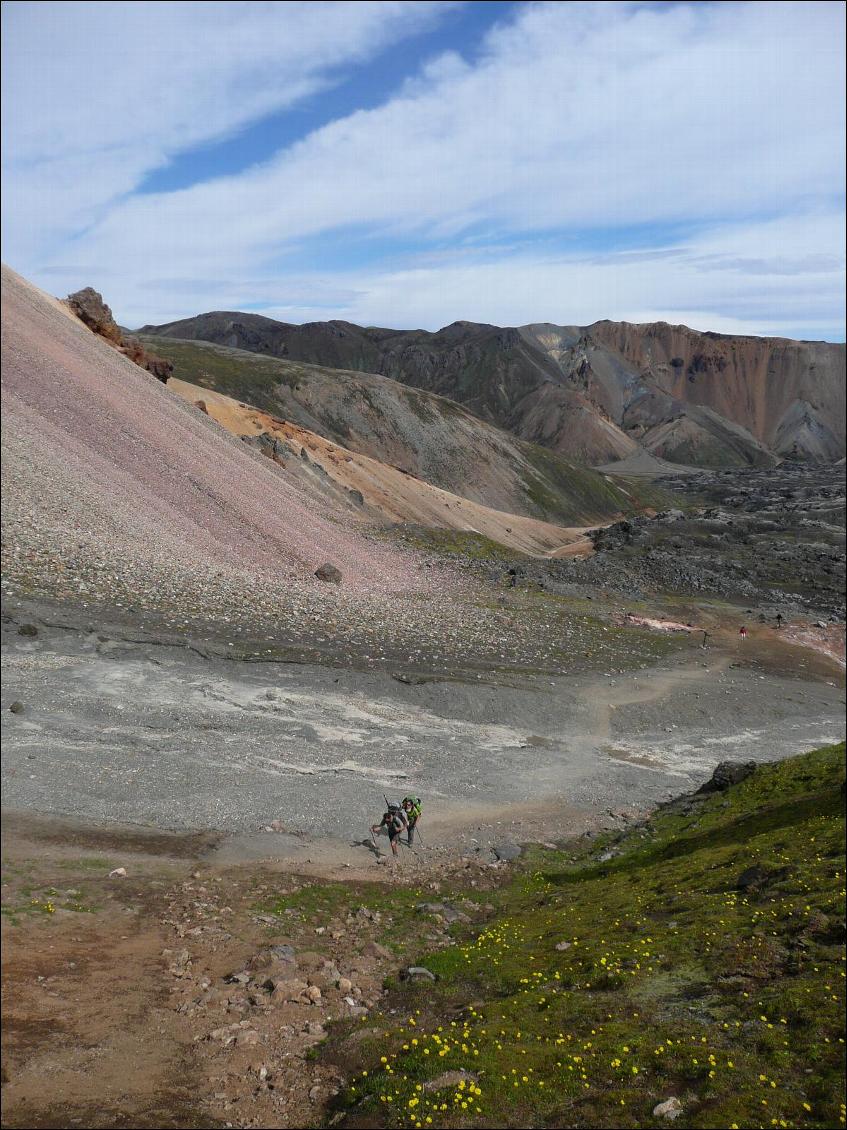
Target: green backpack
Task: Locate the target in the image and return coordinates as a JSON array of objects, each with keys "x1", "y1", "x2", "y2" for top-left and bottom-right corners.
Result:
[{"x1": 403, "y1": 796, "x2": 422, "y2": 821}]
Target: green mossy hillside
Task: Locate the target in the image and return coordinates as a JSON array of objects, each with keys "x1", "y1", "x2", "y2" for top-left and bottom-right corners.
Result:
[{"x1": 325, "y1": 743, "x2": 846, "y2": 1129}]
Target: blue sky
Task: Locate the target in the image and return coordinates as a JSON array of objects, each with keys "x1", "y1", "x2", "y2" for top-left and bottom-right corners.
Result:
[{"x1": 2, "y1": 1, "x2": 845, "y2": 339}]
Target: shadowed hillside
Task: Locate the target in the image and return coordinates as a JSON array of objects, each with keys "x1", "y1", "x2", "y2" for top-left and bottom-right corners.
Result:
[
  {"x1": 138, "y1": 334, "x2": 666, "y2": 527},
  {"x1": 141, "y1": 312, "x2": 846, "y2": 467}
]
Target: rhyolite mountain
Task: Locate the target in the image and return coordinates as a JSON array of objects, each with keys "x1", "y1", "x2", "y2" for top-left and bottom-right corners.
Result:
[
  {"x1": 140, "y1": 312, "x2": 846, "y2": 468},
  {"x1": 134, "y1": 334, "x2": 665, "y2": 529}
]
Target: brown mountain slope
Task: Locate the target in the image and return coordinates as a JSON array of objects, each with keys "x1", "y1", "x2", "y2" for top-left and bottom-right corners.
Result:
[
  {"x1": 142, "y1": 311, "x2": 845, "y2": 467},
  {"x1": 529, "y1": 320, "x2": 845, "y2": 463},
  {"x1": 136, "y1": 334, "x2": 659, "y2": 526}
]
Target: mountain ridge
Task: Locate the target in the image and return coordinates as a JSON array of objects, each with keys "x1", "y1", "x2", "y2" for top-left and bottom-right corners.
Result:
[
  {"x1": 141, "y1": 311, "x2": 846, "y2": 467},
  {"x1": 135, "y1": 333, "x2": 664, "y2": 529}
]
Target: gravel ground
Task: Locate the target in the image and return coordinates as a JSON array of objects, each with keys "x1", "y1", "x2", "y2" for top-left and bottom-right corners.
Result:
[
  {"x1": 2, "y1": 611, "x2": 843, "y2": 852},
  {"x1": 2, "y1": 266, "x2": 844, "y2": 861}
]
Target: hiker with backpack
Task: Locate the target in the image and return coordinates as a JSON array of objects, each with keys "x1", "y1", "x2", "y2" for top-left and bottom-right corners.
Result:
[
  {"x1": 402, "y1": 796, "x2": 422, "y2": 846},
  {"x1": 371, "y1": 803, "x2": 408, "y2": 858}
]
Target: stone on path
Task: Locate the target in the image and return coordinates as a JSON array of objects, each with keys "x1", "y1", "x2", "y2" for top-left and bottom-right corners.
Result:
[{"x1": 401, "y1": 966, "x2": 437, "y2": 982}]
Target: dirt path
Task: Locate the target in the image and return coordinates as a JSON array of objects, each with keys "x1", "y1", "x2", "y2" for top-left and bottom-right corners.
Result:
[
  {"x1": 1, "y1": 815, "x2": 514, "y2": 1130},
  {"x1": 577, "y1": 654, "x2": 733, "y2": 741}
]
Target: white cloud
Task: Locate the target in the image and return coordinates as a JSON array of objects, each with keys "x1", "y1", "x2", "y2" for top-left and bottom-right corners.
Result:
[
  {"x1": 2, "y1": 0, "x2": 456, "y2": 262},
  {"x1": 3, "y1": 1, "x2": 845, "y2": 338},
  {"x1": 141, "y1": 211, "x2": 835, "y2": 340}
]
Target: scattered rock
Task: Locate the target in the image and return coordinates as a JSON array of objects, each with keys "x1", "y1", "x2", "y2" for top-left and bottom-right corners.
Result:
[
  {"x1": 493, "y1": 843, "x2": 522, "y2": 862},
  {"x1": 167, "y1": 949, "x2": 191, "y2": 975},
  {"x1": 400, "y1": 966, "x2": 437, "y2": 982},
  {"x1": 417, "y1": 901, "x2": 446, "y2": 915},
  {"x1": 236, "y1": 1028, "x2": 260, "y2": 1047},
  {"x1": 736, "y1": 864, "x2": 790, "y2": 891},
  {"x1": 804, "y1": 912, "x2": 846, "y2": 945},
  {"x1": 224, "y1": 970, "x2": 252, "y2": 985},
  {"x1": 17, "y1": 624, "x2": 38, "y2": 637},
  {"x1": 8, "y1": 701, "x2": 24, "y2": 714},
  {"x1": 423, "y1": 1070, "x2": 480, "y2": 1093},
  {"x1": 314, "y1": 563, "x2": 342, "y2": 585},
  {"x1": 555, "y1": 941, "x2": 572, "y2": 951},
  {"x1": 270, "y1": 978, "x2": 309, "y2": 1003},
  {"x1": 653, "y1": 1096, "x2": 683, "y2": 1120},
  {"x1": 108, "y1": 867, "x2": 127, "y2": 878},
  {"x1": 392, "y1": 671, "x2": 427, "y2": 685}
]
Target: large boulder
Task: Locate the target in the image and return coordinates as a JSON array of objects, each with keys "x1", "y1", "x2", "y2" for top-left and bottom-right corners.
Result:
[
  {"x1": 67, "y1": 289, "x2": 172, "y2": 382},
  {"x1": 314, "y1": 562, "x2": 342, "y2": 584},
  {"x1": 697, "y1": 760, "x2": 757, "y2": 793},
  {"x1": 67, "y1": 287, "x2": 122, "y2": 342},
  {"x1": 141, "y1": 352, "x2": 174, "y2": 383},
  {"x1": 120, "y1": 336, "x2": 173, "y2": 383}
]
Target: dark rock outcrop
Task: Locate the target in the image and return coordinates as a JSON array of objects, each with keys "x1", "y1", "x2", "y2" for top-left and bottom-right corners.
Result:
[
  {"x1": 241, "y1": 431, "x2": 287, "y2": 466},
  {"x1": 698, "y1": 760, "x2": 757, "y2": 793},
  {"x1": 67, "y1": 287, "x2": 122, "y2": 342}
]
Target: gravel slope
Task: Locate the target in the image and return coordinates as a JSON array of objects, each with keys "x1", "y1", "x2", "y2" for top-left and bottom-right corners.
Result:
[{"x1": 1, "y1": 265, "x2": 434, "y2": 601}]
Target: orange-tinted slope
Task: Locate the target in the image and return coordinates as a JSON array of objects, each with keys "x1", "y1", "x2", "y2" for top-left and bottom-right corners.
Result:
[{"x1": 168, "y1": 378, "x2": 595, "y2": 558}]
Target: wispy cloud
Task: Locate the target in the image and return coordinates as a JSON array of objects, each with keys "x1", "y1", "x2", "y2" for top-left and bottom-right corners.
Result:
[
  {"x1": 3, "y1": 1, "x2": 844, "y2": 339},
  {"x1": 2, "y1": 1, "x2": 456, "y2": 260}
]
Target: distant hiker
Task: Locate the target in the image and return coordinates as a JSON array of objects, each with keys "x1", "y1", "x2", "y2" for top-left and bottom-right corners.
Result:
[
  {"x1": 776, "y1": 612, "x2": 783, "y2": 630},
  {"x1": 402, "y1": 795, "x2": 422, "y2": 846},
  {"x1": 371, "y1": 804, "x2": 408, "y2": 858},
  {"x1": 739, "y1": 625, "x2": 748, "y2": 641},
  {"x1": 701, "y1": 630, "x2": 710, "y2": 649}
]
